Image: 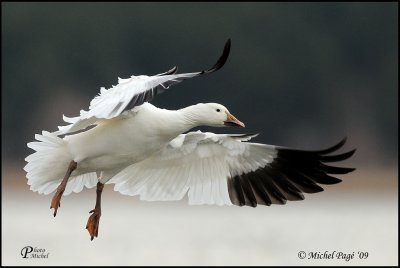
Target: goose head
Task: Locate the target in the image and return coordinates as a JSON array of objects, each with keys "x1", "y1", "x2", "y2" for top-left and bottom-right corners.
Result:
[{"x1": 187, "y1": 103, "x2": 245, "y2": 128}]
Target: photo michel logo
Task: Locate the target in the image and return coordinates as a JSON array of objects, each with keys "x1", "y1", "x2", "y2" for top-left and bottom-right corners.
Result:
[{"x1": 21, "y1": 246, "x2": 50, "y2": 259}]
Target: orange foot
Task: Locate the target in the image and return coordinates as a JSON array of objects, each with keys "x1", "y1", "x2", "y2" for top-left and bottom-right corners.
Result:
[
  {"x1": 86, "y1": 208, "x2": 101, "y2": 240},
  {"x1": 50, "y1": 189, "x2": 64, "y2": 217}
]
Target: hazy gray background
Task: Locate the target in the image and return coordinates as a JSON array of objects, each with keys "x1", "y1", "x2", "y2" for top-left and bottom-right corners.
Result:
[{"x1": 2, "y1": 2, "x2": 398, "y2": 266}]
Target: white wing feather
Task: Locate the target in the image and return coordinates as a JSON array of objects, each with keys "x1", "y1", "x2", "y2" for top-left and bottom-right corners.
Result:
[
  {"x1": 53, "y1": 40, "x2": 231, "y2": 136},
  {"x1": 54, "y1": 74, "x2": 196, "y2": 135},
  {"x1": 110, "y1": 131, "x2": 277, "y2": 205}
]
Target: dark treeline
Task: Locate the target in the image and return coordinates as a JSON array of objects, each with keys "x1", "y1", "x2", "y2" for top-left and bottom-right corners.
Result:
[{"x1": 2, "y1": 3, "x2": 398, "y2": 169}]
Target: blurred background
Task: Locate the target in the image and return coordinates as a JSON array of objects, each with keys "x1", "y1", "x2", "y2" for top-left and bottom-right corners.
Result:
[{"x1": 2, "y1": 2, "x2": 398, "y2": 266}]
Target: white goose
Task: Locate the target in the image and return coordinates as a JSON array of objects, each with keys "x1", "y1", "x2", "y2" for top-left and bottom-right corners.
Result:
[{"x1": 25, "y1": 39, "x2": 355, "y2": 240}]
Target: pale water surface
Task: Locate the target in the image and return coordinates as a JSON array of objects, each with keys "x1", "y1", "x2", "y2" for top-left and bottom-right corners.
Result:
[{"x1": 2, "y1": 185, "x2": 397, "y2": 266}]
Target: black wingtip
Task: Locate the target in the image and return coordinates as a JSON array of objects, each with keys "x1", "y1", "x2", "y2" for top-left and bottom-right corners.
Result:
[
  {"x1": 314, "y1": 137, "x2": 348, "y2": 155},
  {"x1": 319, "y1": 165, "x2": 356, "y2": 174},
  {"x1": 202, "y1": 38, "x2": 231, "y2": 74},
  {"x1": 320, "y1": 148, "x2": 357, "y2": 162}
]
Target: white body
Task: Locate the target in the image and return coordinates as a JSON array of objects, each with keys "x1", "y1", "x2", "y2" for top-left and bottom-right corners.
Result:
[{"x1": 66, "y1": 103, "x2": 188, "y2": 176}]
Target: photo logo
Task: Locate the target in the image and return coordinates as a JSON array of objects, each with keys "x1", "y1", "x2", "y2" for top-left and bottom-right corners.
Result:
[{"x1": 21, "y1": 246, "x2": 50, "y2": 259}]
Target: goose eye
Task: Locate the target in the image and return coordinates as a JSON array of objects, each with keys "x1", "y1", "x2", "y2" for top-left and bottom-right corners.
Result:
[{"x1": 216, "y1": 109, "x2": 221, "y2": 112}]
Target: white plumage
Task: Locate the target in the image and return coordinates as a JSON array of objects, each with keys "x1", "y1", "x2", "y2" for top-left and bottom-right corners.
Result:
[
  {"x1": 110, "y1": 131, "x2": 276, "y2": 205},
  {"x1": 24, "y1": 39, "x2": 355, "y2": 240},
  {"x1": 25, "y1": 131, "x2": 98, "y2": 195}
]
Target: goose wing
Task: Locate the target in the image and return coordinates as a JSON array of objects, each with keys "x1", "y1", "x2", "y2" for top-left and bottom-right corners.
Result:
[
  {"x1": 55, "y1": 40, "x2": 231, "y2": 135},
  {"x1": 110, "y1": 132, "x2": 355, "y2": 206}
]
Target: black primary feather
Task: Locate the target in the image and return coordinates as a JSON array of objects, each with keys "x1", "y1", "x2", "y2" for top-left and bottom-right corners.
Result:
[{"x1": 228, "y1": 138, "x2": 356, "y2": 207}]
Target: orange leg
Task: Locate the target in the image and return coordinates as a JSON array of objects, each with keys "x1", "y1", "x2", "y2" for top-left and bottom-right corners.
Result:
[
  {"x1": 86, "y1": 182, "x2": 104, "y2": 241},
  {"x1": 50, "y1": 160, "x2": 77, "y2": 217}
]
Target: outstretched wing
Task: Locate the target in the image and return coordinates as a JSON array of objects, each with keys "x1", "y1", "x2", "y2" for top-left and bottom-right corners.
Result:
[
  {"x1": 110, "y1": 132, "x2": 356, "y2": 206},
  {"x1": 54, "y1": 39, "x2": 231, "y2": 136}
]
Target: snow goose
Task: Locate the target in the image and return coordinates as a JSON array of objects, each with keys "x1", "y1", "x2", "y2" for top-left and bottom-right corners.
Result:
[{"x1": 24, "y1": 39, "x2": 355, "y2": 240}]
